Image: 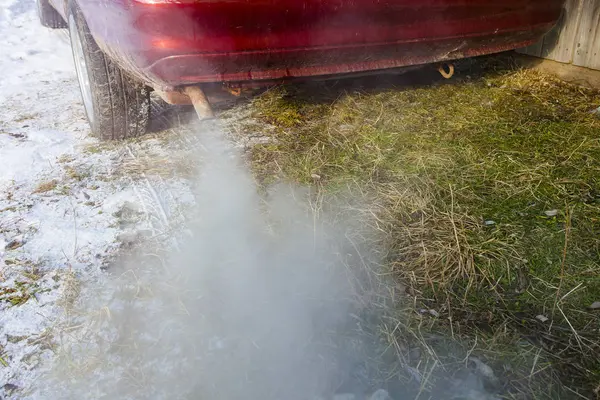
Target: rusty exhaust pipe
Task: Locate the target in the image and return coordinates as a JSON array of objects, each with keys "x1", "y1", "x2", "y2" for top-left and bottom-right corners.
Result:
[{"x1": 184, "y1": 86, "x2": 214, "y2": 120}]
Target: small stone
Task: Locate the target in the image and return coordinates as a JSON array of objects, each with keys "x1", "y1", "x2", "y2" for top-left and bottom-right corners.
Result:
[
  {"x1": 6, "y1": 236, "x2": 24, "y2": 250},
  {"x1": 429, "y1": 309, "x2": 440, "y2": 318},
  {"x1": 3, "y1": 383, "x2": 19, "y2": 393},
  {"x1": 469, "y1": 357, "x2": 499, "y2": 385},
  {"x1": 311, "y1": 173, "x2": 321, "y2": 180},
  {"x1": 484, "y1": 220, "x2": 496, "y2": 226},
  {"x1": 588, "y1": 301, "x2": 600, "y2": 310},
  {"x1": 536, "y1": 315, "x2": 549, "y2": 323},
  {"x1": 544, "y1": 210, "x2": 558, "y2": 217}
]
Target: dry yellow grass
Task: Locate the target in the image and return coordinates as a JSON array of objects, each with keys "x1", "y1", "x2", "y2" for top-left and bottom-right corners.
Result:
[
  {"x1": 33, "y1": 179, "x2": 58, "y2": 194},
  {"x1": 232, "y1": 55, "x2": 600, "y2": 399}
]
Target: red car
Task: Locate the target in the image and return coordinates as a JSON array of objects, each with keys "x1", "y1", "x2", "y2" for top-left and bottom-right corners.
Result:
[{"x1": 37, "y1": 0, "x2": 563, "y2": 140}]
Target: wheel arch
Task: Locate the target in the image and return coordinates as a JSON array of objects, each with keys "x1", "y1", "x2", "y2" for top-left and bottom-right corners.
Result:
[{"x1": 67, "y1": 0, "x2": 151, "y2": 140}]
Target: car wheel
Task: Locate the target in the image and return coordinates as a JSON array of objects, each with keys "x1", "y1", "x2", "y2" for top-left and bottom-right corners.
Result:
[
  {"x1": 37, "y1": 0, "x2": 67, "y2": 29},
  {"x1": 68, "y1": 3, "x2": 150, "y2": 141}
]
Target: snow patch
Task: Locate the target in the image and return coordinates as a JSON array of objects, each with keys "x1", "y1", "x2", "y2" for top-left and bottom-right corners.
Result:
[{"x1": 0, "y1": 0, "x2": 194, "y2": 396}]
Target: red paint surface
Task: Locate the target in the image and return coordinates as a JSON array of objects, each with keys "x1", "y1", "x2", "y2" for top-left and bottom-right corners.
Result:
[{"x1": 65, "y1": 0, "x2": 563, "y2": 89}]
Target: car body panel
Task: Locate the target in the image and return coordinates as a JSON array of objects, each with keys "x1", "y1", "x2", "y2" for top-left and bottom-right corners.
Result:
[{"x1": 52, "y1": 0, "x2": 563, "y2": 89}]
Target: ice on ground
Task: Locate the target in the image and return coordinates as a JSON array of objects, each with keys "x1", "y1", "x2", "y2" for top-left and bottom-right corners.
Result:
[{"x1": 0, "y1": 1, "x2": 196, "y2": 397}]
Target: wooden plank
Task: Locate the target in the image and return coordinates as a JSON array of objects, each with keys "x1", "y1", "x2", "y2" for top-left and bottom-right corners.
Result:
[
  {"x1": 542, "y1": 0, "x2": 584, "y2": 63},
  {"x1": 573, "y1": 0, "x2": 600, "y2": 70}
]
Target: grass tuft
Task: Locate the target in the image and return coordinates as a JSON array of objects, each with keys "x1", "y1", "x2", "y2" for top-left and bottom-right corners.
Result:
[
  {"x1": 33, "y1": 179, "x2": 58, "y2": 194},
  {"x1": 237, "y1": 56, "x2": 600, "y2": 398}
]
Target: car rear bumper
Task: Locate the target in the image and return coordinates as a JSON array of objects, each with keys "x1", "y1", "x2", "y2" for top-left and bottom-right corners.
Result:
[
  {"x1": 78, "y1": 0, "x2": 563, "y2": 89},
  {"x1": 146, "y1": 27, "x2": 551, "y2": 86}
]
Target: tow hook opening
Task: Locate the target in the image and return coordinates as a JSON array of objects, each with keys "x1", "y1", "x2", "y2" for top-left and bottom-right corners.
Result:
[{"x1": 438, "y1": 63, "x2": 455, "y2": 79}]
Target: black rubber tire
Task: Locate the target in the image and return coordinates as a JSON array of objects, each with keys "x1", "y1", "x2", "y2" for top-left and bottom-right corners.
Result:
[
  {"x1": 68, "y1": 3, "x2": 150, "y2": 141},
  {"x1": 37, "y1": 0, "x2": 67, "y2": 29}
]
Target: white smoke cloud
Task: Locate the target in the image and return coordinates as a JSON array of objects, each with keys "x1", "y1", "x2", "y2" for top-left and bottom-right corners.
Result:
[{"x1": 35, "y1": 121, "x2": 387, "y2": 400}]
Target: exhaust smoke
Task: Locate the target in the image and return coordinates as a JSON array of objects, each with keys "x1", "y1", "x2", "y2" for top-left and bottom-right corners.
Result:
[{"x1": 37, "y1": 121, "x2": 389, "y2": 400}]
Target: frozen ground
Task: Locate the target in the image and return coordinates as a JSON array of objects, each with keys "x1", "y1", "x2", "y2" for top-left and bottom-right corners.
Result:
[
  {"x1": 0, "y1": 1, "x2": 197, "y2": 397},
  {"x1": 0, "y1": 2, "x2": 503, "y2": 400},
  {"x1": 0, "y1": 4, "x2": 377, "y2": 398}
]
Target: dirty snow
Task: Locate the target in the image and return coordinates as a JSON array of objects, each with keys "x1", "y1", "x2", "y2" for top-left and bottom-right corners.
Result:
[{"x1": 0, "y1": 1, "x2": 195, "y2": 397}]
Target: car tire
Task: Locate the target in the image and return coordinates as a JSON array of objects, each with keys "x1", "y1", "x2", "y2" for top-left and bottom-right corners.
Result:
[
  {"x1": 37, "y1": 0, "x2": 67, "y2": 29},
  {"x1": 68, "y1": 3, "x2": 150, "y2": 141}
]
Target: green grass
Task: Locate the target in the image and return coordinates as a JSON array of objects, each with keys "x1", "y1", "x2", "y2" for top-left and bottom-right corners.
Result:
[
  {"x1": 236, "y1": 57, "x2": 600, "y2": 398},
  {"x1": 0, "y1": 280, "x2": 50, "y2": 307}
]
